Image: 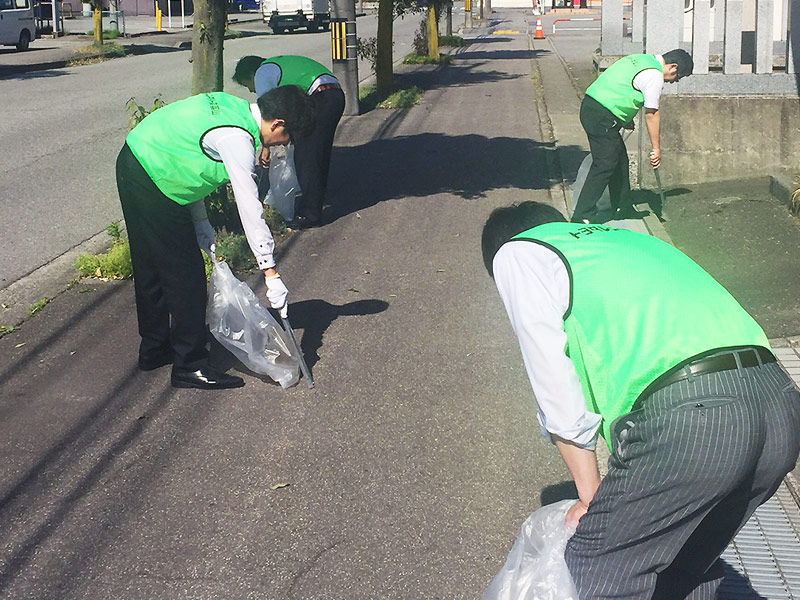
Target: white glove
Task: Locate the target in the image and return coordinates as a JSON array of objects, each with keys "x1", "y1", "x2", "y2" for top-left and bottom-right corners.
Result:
[
  {"x1": 265, "y1": 273, "x2": 289, "y2": 318},
  {"x1": 194, "y1": 219, "x2": 215, "y2": 256}
]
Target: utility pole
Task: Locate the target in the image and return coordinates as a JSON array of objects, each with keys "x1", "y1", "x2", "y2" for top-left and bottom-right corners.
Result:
[
  {"x1": 446, "y1": 1, "x2": 452, "y2": 36},
  {"x1": 330, "y1": 0, "x2": 359, "y2": 115}
]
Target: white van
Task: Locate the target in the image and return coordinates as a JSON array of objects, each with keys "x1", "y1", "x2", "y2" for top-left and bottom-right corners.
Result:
[{"x1": 0, "y1": 0, "x2": 36, "y2": 51}]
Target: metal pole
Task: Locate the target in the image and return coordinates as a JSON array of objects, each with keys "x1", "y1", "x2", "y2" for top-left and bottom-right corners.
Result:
[
  {"x1": 330, "y1": 0, "x2": 359, "y2": 116},
  {"x1": 654, "y1": 167, "x2": 667, "y2": 212},
  {"x1": 281, "y1": 316, "x2": 315, "y2": 388}
]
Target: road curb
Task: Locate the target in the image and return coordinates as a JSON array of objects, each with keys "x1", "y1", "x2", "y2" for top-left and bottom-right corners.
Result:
[{"x1": 0, "y1": 228, "x2": 115, "y2": 332}]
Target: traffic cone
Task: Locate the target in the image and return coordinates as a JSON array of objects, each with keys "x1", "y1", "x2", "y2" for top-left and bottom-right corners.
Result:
[{"x1": 534, "y1": 16, "x2": 545, "y2": 39}]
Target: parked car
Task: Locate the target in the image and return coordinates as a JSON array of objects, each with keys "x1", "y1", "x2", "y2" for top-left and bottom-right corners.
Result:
[
  {"x1": 0, "y1": 0, "x2": 36, "y2": 51},
  {"x1": 261, "y1": 0, "x2": 329, "y2": 33}
]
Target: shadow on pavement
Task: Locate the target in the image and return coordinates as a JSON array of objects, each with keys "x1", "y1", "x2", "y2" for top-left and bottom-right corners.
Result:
[
  {"x1": 0, "y1": 64, "x2": 72, "y2": 78},
  {"x1": 211, "y1": 298, "x2": 389, "y2": 378},
  {"x1": 455, "y1": 49, "x2": 544, "y2": 61},
  {"x1": 540, "y1": 481, "x2": 578, "y2": 506},
  {"x1": 327, "y1": 132, "x2": 576, "y2": 221}
]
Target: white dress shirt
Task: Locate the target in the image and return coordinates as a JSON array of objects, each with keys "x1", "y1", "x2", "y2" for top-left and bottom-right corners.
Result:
[
  {"x1": 493, "y1": 240, "x2": 603, "y2": 450},
  {"x1": 632, "y1": 54, "x2": 665, "y2": 110},
  {"x1": 191, "y1": 104, "x2": 276, "y2": 270}
]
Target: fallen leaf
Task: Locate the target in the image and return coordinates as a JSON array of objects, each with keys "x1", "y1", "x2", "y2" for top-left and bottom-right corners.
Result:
[
  {"x1": 355, "y1": 213, "x2": 361, "y2": 219},
  {"x1": 311, "y1": 253, "x2": 318, "y2": 257},
  {"x1": 348, "y1": 288, "x2": 360, "y2": 293},
  {"x1": 271, "y1": 483, "x2": 290, "y2": 490},
  {"x1": 389, "y1": 294, "x2": 397, "y2": 298},
  {"x1": 15, "y1": 343, "x2": 25, "y2": 348},
  {"x1": 436, "y1": 269, "x2": 446, "y2": 273},
  {"x1": 363, "y1": 270, "x2": 370, "y2": 275}
]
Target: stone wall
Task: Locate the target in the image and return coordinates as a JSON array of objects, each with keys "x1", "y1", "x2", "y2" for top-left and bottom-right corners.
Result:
[{"x1": 640, "y1": 95, "x2": 800, "y2": 187}]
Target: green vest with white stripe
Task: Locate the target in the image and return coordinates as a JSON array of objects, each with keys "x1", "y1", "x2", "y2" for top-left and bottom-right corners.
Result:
[
  {"x1": 261, "y1": 55, "x2": 333, "y2": 93},
  {"x1": 510, "y1": 222, "x2": 769, "y2": 445},
  {"x1": 585, "y1": 53, "x2": 662, "y2": 124},
  {"x1": 126, "y1": 92, "x2": 260, "y2": 205}
]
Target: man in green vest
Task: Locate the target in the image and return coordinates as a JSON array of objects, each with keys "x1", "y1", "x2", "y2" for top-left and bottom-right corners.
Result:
[
  {"x1": 117, "y1": 87, "x2": 314, "y2": 390},
  {"x1": 572, "y1": 49, "x2": 693, "y2": 223},
  {"x1": 233, "y1": 55, "x2": 345, "y2": 229},
  {"x1": 481, "y1": 201, "x2": 800, "y2": 598}
]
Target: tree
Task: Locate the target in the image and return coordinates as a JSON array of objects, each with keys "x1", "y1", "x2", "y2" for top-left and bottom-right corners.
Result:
[
  {"x1": 375, "y1": 0, "x2": 395, "y2": 93},
  {"x1": 191, "y1": 0, "x2": 228, "y2": 94},
  {"x1": 426, "y1": 3, "x2": 438, "y2": 59},
  {"x1": 90, "y1": 0, "x2": 103, "y2": 45}
]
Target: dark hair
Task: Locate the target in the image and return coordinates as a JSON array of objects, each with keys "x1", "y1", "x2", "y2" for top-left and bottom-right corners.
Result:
[
  {"x1": 481, "y1": 201, "x2": 566, "y2": 277},
  {"x1": 233, "y1": 55, "x2": 265, "y2": 85},
  {"x1": 662, "y1": 49, "x2": 694, "y2": 79},
  {"x1": 257, "y1": 86, "x2": 315, "y2": 139}
]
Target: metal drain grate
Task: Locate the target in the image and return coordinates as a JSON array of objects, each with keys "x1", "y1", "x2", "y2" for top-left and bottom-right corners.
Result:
[{"x1": 718, "y1": 481, "x2": 800, "y2": 599}]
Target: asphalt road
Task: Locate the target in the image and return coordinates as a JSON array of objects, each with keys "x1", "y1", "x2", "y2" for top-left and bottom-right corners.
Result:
[{"x1": 0, "y1": 13, "x2": 422, "y2": 291}]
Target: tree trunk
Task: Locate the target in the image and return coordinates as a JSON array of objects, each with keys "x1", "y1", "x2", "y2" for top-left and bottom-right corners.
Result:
[
  {"x1": 191, "y1": 0, "x2": 227, "y2": 94},
  {"x1": 92, "y1": 1, "x2": 102, "y2": 45},
  {"x1": 375, "y1": 0, "x2": 393, "y2": 93},
  {"x1": 426, "y1": 4, "x2": 438, "y2": 59}
]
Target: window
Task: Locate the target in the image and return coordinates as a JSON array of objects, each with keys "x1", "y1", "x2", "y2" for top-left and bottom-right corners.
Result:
[
  {"x1": 0, "y1": 0, "x2": 15, "y2": 10},
  {"x1": 14, "y1": 0, "x2": 30, "y2": 8}
]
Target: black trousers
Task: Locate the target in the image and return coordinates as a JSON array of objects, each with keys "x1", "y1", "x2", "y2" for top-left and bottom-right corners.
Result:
[
  {"x1": 572, "y1": 95, "x2": 631, "y2": 223},
  {"x1": 116, "y1": 143, "x2": 208, "y2": 370},
  {"x1": 294, "y1": 87, "x2": 345, "y2": 222}
]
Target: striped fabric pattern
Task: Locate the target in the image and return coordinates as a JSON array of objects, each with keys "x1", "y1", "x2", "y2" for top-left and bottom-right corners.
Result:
[{"x1": 564, "y1": 362, "x2": 800, "y2": 599}]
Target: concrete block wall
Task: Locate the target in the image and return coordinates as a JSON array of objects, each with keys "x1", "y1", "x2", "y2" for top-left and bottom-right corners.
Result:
[{"x1": 651, "y1": 95, "x2": 800, "y2": 186}]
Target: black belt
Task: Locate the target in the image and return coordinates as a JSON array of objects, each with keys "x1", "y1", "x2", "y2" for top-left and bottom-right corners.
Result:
[{"x1": 639, "y1": 346, "x2": 776, "y2": 401}]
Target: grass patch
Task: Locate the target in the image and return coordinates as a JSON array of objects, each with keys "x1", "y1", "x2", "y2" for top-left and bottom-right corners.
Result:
[
  {"x1": 402, "y1": 52, "x2": 453, "y2": 66},
  {"x1": 74, "y1": 238, "x2": 133, "y2": 279},
  {"x1": 68, "y1": 41, "x2": 126, "y2": 66},
  {"x1": 85, "y1": 28, "x2": 121, "y2": 39},
  {"x1": 439, "y1": 35, "x2": 466, "y2": 47},
  {"x1": 29, "y1": 296, "x2": 50, "y2": 317},
  {"x1": 358, "y1": 85, "x2": 423, "y2": 111},
  {"x1": 0, "y1": 325, "x2": 14, "y2": 336},
  {"x1": 74, "y1": 222, "x2": 133, "y2": 280}
]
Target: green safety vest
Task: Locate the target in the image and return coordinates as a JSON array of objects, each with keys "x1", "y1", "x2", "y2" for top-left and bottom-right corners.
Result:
[
  {"x1": 510, "y1": 222, "x2": 770, "y2": 446},
  {"x1": 261, "y1": 55, "x2": 334, "y2": 93},
  {"x1": 126, "y1": 92, "x2": 260, "y2": 205},
  {"x1": 585, "y1": 53, "x2": 662, "y2": 124}
]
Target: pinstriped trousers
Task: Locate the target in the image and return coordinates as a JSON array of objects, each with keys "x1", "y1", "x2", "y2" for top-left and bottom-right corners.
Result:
[{"x1": 564, "y1": 361, "x2": 800, "y2": 599}]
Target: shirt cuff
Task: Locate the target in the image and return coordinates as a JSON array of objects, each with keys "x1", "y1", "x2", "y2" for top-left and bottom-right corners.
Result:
[{"x1": 537, "y1": 410, "x2": 603, "y2": 451}]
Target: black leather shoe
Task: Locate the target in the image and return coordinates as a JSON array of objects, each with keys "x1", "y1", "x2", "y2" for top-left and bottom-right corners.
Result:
[
  {"x1": 138, "y1": 348, "x2": 174, "y2": 371},
  {"x1": 612, "y1": 206, "x2": 650, "y2": 220},
  {"x1": 171, "y1": 367, "x2": 245, "y2": 390},
  {"x1": 286, "y1": 215, "x2": 320, "y2": 230}
]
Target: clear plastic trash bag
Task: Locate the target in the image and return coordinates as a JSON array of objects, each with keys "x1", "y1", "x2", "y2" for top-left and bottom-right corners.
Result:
[
  {"x1": 482, "y1": 500, "x2": 579, "y2": 600},
  {"x1": 572, "y1": 154, "x2": 611, "y2": 214},
  {"x1": 206, "y1": 260, "x2": 300, "y2": 388},
  {"x1": 264, "y1": 144, "x2": 300, "y2": 221}
]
